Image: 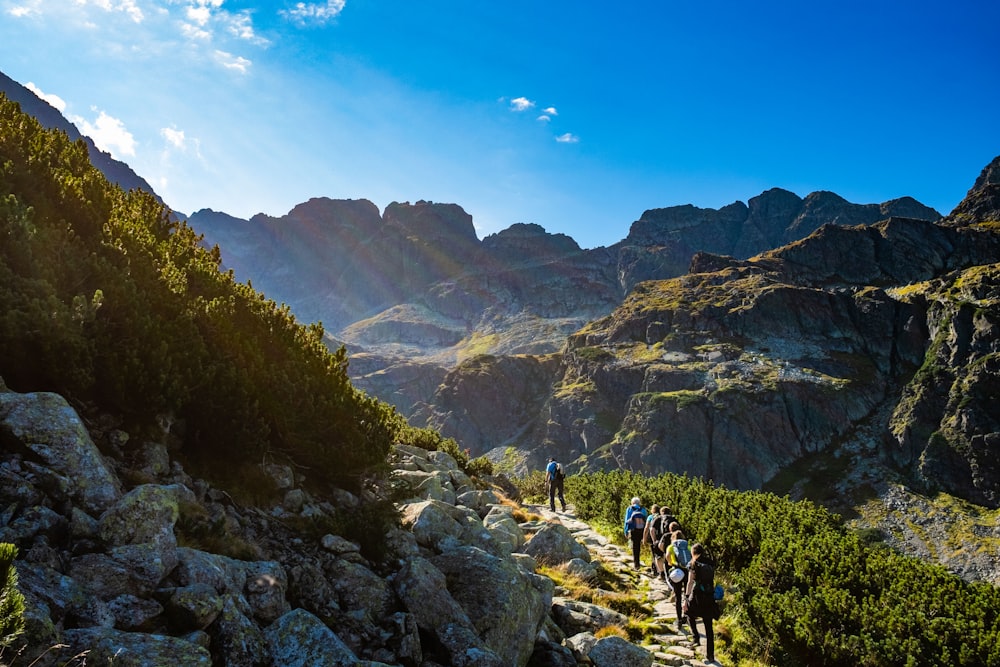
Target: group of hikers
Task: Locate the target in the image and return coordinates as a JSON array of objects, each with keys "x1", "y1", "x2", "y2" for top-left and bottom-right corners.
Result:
[
  {"x1": 543, "y1": 461, "x2": 718, "y2": 663},
  {"x1": 624, "y1": 496, "x2": 718, "y2": 663}
]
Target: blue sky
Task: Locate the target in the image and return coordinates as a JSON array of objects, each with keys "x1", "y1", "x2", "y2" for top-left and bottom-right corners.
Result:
[{"x1": 1, "y1": 0, "x2": 998, "y2": 249}]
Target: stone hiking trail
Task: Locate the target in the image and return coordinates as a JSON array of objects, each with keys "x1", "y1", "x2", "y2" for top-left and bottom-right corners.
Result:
[{"x1": 526, "y1": 503, "x2": 721, "y2": 667}]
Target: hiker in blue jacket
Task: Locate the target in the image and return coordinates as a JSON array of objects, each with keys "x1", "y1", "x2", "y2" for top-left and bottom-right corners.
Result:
[
  {"x1": 544, "y1": 457, "x2": 566, "y2": 512},
  {"x1": 623, "y1": 497, "x2": 648, "y2": 570}
]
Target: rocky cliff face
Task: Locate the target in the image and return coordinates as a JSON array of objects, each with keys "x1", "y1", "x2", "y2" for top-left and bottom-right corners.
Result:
[
  {"x1": 188, "y1": 187, "x2": 942, "y2": 421},
  {"x1": 419, "y1": 159, "x2": 1000, "y2": 518}
]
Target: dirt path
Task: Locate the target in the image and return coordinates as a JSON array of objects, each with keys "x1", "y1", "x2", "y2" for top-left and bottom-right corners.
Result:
[{"x1": 527, "y1": 503, "x2": 721, "y2": 667}]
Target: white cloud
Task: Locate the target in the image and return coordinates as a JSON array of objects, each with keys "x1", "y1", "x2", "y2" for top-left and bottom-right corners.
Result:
[
  {"x1": 510, "y1": 96, "x2": 535, "y2": 112},
  {"x1": 73, "y1": 109, "x2": 137, "y2": 158},
  {"x1": 555, "y1": 133, "x2": 579, "y2": 144},
  {"x1": 542, "y1": 107, "x2": 557, "y2": 116},
  {"x1": 161, "y1": 126, "x2": 186, "y2": 150},
  {"x1": 281, "y1": 0, "x2": 346, "y2": 26},
  {"x1": 537, "y1": 114, "x2": 551, "y2": 122},
  {"x1": 186, "y1": 4, "x2": 212, "y2": 26},
  {"x1": 214, "y1": 49, "x2": 252, "y2": 73},
  {"x1": 228, "y1": 11, "x2": 268, "y2": 45},
  {"x1": 25, "y1": 82, "x2": 66, "y2": 112},
  {"x1": 181, "y1": 22, "x2": 211, "y2": 39},
  {"x1": 161, "y1": 126, "x2": 202, "y2": 157},
  {"x1": 7, "y1": 0, "x2": 41, "y2": 18},
  {"x1": 79, "y1": 0, "x2": 144, "y2": 22}
]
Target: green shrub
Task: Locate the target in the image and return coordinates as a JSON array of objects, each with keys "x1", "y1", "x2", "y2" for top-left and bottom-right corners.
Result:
[
  {"x1": 0, "y1": 543, "x2": 25, "y2": 650},
  {"x1": 567, "y1": 470, "x2": 1000, "y2": 667}
]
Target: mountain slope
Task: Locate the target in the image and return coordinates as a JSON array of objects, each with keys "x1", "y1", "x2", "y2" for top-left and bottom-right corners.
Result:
[
  {"x1": 421, "y1": 158, "x2": 1000, "y2": 514},
  {"x1": 0, "y1": 72, "x2": 162, "y2": 205}
]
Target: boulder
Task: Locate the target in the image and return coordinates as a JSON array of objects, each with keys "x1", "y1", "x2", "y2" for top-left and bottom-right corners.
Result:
[
  {"x1": 588, "y1": 634, "x2": 653, "y2": 667},
  {"x1": 483, "y1": 507, "x2": 526, "y2": 553},
  {"x1": 58, "y1": 628, "x2": 212, "y2": 666},
  {"x1": 391, "y1": 556, "x2": 501, "y2": 665},
  {"x1": 163, "y1": 583, "x2": 224, "y2": 631},
  {"x1": 431, "y1": 545, "x2": 553, "y2": 667},
  {"x1": 264, "y1": 608, "x2": 359, "y2": 666},
  {"x1": 551, "y1": 598, "x2": 628, "y2": 636},
  {"x1": 173, "y1": 547, "x2": 248, "y2": 596},
  {"x1": 522, "y1": 522, "x2": 591, "y2": 565},
  {"x1": 208, "y1": 595, "x2": 268, "y2": 667},
  {"x1": 107, "y1": 594, "x2": 163, "y2": 631},
  {"x1": 99, "y1": 483, "x2": 194, "y2": 547},
  {"x1": 0, "y1": 391, "x2": 121, "y2": 514},
  {"x1": 244, "y1": 560, "x2": 291, "y2": 624}
]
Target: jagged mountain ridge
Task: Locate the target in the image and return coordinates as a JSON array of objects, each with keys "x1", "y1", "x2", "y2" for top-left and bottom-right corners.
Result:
[
  {"x1": 421, "y1": 157, "x2": 1000, "y2": 512},
  {"x1": 188, "y1": 190, "x2": 940, "y2": 415}
]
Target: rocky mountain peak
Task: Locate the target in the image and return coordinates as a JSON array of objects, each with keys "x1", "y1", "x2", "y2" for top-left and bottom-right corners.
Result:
[
  {"x1": 482, "y1": 223, "x2": 581, "y2": 263},
  {"x1": 945, "y1": 154, "x2": 1000, "y2": 225},
  {"x1": 383, "y1": 200, "x2": 478, "y2": 244}
]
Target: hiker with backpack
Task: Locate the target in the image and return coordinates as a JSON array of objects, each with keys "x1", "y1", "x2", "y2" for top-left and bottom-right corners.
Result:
[
  {"x1": 544, "y1": 457, "x2": 567, "y2": 512},
  {"x1": 645, "y1": 505, "x2": 665, "y2": 579},
  {"x1": 683, "y1": 542, "x2": 719, "y2": 663},
  {"x1": 650, "y1": 506, "x2": 678, "y2": 580},
  {"x1": 663, "y1": 529, "x2": 693, "y2": 627},
  {"x1": 623, "y1": 497, "x2": 648, "y2": 570}
]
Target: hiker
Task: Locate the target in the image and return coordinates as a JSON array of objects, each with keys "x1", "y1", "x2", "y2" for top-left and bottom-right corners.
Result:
[
  {"x1": 623, "y1": 497, "x2": 648, "y2": 570},
  {"x1": 683, "y1": 542, "x2": 717, "y2": 663},
  {"x1": 663, "y1": 529, "x2": 692, "y2": 627},
  {"x1": 643, "y1": 504, "x2": 660, "y2": 576},
  {"x1": 648, "y1": 505, "x2": 673, "y2": 580},
  {"x1": 544, "y1": 457, "x2": 566, "y2": 512}
]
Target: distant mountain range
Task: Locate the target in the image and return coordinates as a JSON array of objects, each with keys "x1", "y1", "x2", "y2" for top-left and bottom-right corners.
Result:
[{"x1": 6, "y1": 69, "x2": 1000, "y2": 582}]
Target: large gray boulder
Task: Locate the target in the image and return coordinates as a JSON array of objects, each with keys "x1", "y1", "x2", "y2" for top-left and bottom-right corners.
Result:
[
  {"x1": 209, "y1": 595, "x2": 268, "y2": 667},
  {"x1": 400, "y1": 498, "x2": 505, "y2": 556},
  {"x1": 265, "y1": 608, "x2": 359, "y2": 666},
  {"x1": 588, "y1": 634, "x2": 653, "y2": 667},
  {"x1": 173, "y1": 547, "x2": 248, "y2": 595},
  {"x1": 550, "y1": 598, "x2": 629, "y2": 636},
  {"x1": 0, "y1": 391, "x2": 121, "y2": 514},
  {"x1": 58, "y1": 628, "x2": 212, "y2": 666},
  {"x1": 522, "y1": 521, "x2": 591, "y2": 565},
  {"x1": 483, "y1": 506, "x2": 526, "y2": 554},
  {"x1": 431, "y1": 545, "x2": 553, "y2": 667},
  {"x1": 392, "y1": 556, "x2": 502, "y2": 666}
]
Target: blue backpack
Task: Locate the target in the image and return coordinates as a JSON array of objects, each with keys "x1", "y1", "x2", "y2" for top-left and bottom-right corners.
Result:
[{"x1": 673, "y1": 539, "x2": 692, "y2": 568}]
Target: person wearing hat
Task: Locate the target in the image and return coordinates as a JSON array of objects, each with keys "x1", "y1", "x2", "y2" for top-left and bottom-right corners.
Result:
[
  {"x1": 544, "y1": 457, "x2": 566, "y2": 512},
  {"x1": 623, "y1": 497, "x2": 648, "y2": 570}
]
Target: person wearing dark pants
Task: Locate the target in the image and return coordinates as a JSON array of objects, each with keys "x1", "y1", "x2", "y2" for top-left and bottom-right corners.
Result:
[
  {"x1": 545, "y1": 457, "x2": 566, "y2": 511},
  {"x1": 683, "y1": 542, "x2": 717, "y2": 663},
  {"x1": 623, "y1": 497, "x2": 648, "y2": 570},
  {"x1": 664, "y1": 529, "x2": 691, "y2": 628}
]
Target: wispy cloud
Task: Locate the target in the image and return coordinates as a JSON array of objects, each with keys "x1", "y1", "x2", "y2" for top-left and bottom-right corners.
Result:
[
  {"x1": 537, "y1": 107, "x2": 557, "y2": 122},
  {"x1": 25, "y1": 82, "x2": 66, "y2": 112},
  {"x1": 7, "y1": 0, "x2": 41, "y2": 18},
  {"x1": 72, "y1": 108, "x2": 137, "y2": 158},
  {"x1": 555, "y1": 133, "x2": 579, "y2": 144},
  {"x1": 214, "y1": 49, "x2": 252, "y2": 74},
  {"x1": 178, "y1": 1, "x2": 270, "y2": 46},
  {"x1": 161, "y1": 126, "x2": 202, "y2": 157},
  {"x1": 509, "y1": 96, "x2": 535, "y2": 112},
  {"x1": 281, "y1": 0, "x2": 346, "y2": 26}
]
